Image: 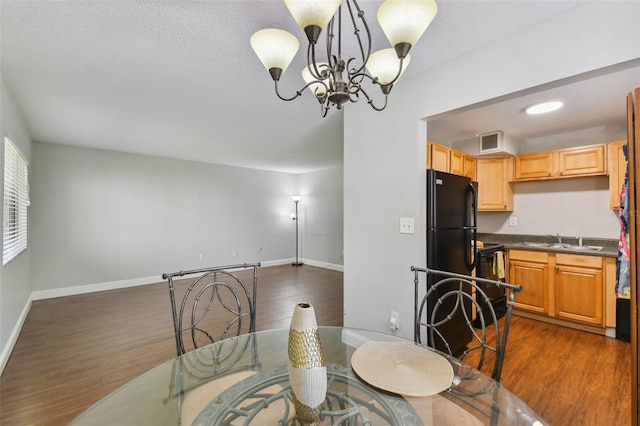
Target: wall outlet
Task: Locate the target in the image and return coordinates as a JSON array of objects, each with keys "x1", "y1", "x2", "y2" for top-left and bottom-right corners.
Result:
[
  {"x1": 199, "y1": 254, "x2": 204, "y2": 261},
  {"x1": 389, "y1": 310, "x2": 399, "y2": 330},
  {"x1": 232, "y1": 250, "x2": 237, "y2": 257},
  {"x1": 400, "y1": 218, "x2": 415, "y2": 234},
  {"x1": 509, "y1": 216, "x2": 518, "y2": 227}
]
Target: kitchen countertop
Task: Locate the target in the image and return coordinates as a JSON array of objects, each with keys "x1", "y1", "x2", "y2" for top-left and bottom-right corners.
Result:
[{"x1": 477, "y1": 233, "x2": 618, "y2": 258}]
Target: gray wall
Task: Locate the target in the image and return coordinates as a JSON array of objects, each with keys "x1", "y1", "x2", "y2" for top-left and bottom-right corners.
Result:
[
  {"x1": 0, "y1": 76, "x2": 33, "y2": 370},
  {"x1": 343, "y1": 2, "x2": 640, "y2": 338},
  {"x1": 30, "y1": 142, "x2": 344, "y2": 294}
]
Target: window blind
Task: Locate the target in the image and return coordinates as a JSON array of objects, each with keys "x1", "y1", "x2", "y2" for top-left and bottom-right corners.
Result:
[{"x1": 3, "y1": 137, "x2": 29, "y2": 265}]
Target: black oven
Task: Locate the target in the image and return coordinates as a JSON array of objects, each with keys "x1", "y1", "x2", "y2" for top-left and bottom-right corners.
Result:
[{"x1": 473, "y1": 243, "x2": 506, "y2": 327}]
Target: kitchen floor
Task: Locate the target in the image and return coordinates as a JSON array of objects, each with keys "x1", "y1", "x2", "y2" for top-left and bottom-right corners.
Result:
[{"x1": 480, "y1": 315, "x2": 631, "y2": 425}]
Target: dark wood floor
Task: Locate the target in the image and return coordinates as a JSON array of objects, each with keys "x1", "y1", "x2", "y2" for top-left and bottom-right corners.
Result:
[{"x1": 0, "y1": 264, "x2": 631, "y2": 425}]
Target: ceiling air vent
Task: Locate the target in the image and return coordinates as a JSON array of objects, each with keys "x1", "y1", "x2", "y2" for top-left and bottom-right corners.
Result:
[{"x1": 477, "y1": 131, "x2": 517, "y2": 157}]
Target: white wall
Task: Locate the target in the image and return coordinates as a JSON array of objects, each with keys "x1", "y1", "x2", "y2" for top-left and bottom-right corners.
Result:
[
  {"x1": 479, "y1": 177, "x2": 618, "y2": 238},
  {"x1": 0, "y1": 76, "x2": 33, "y2": 372},
  {"x1": 344, "y1": 1, "x2": 640, "y2": 339},
  {"x1": 298, "y1": 167, "x2": 344, "y2": 268},
  {"x1": 30, "y1": 142, "x2": 344, "y2": 295}
]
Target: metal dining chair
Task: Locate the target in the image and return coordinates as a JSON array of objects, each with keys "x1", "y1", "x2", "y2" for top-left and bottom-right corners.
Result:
[
  {"x1": 161, "y1": 262, "x2": 261, "y2": 425},
  {"x1": 162, "y1": 262, "x2": 261, "y2": 356},
  {"x1": 411, "y1": 266, "x2": 522, "y2": 383}
]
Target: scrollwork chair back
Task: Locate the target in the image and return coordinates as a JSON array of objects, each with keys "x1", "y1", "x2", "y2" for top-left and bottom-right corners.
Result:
[
  {"x1": 412, "y1": 267, "x2": 522, "y2": 382},
  {"x1": 162, "y1": 262, "x2": 261, "y2": 356}
]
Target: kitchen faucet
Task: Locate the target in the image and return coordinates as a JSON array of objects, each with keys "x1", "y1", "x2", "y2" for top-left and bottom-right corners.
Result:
[{"x1": 548, "y1": 233, "x2": 562, "y2": 244}]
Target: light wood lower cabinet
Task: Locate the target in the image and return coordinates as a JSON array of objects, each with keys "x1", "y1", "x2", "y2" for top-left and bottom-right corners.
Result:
[
  {"x1": 509, "y1": 250, "x2": 549, "y2": 314},
  {"x1": 554, "y1": 253, "x2": 603, "y2": 326},
  {"x1": 508, "y1": 249, "x2": 607, "y2": 330}
]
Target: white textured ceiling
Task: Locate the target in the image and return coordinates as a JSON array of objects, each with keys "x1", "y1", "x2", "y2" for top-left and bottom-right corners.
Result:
[{"x1": 0, "y1": 0, "x2": 591, "y2": 173}]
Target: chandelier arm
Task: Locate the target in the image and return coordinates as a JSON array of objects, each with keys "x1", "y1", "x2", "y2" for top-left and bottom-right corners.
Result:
[
  {"x1": 307, "y1": 44, "x2": 332, "y2": 83},
  {"x1": 337, "y1": 4, "x2": 342, "y2": 60},
  {"x1": 274, "y1": 80, "x2": 329, "y2": 103},
  {"x1": 345, "y1": 0, "x2": 372, "y2": 76},
  {"x1": 346, "y1": 58, "x2": 366, "y2": 85},
  {"x1": 326, "y1": 16, "x2": 336, "y2": 70},
  {"x1": 347, "y1": 70, "x2": 377, "y2": 87},
  {"x1": 358, "y1": 86, "x2": 389, "y2": 112},
  {"x1": 320, "y1": 101, "x2": 330, "y2": 118}
]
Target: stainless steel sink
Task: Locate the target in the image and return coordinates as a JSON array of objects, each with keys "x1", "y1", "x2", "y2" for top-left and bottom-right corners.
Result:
[
  {"x1": 522, "y1": 242, "x2": 552, "y2": 247},
  {"x1": 520, "y1": 242, "x2": 603, "y2": 252},
  {"x1": 561, "y1": 244, "x2": 604, "y2": 252}
]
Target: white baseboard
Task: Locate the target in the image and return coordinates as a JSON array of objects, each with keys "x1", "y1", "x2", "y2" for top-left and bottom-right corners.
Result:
[
  {"x1": 299, "y1": 258, "x2": 344, "y2": 272},
  {"x1": 0, "y1": 296, "x2": 32, "y2": 376},
  {"x1": 31, "y1": 275, "x2": 164, "y2": 300},
  {"x1": 30, "y1": 258, "x2": 343, "y2": 301}
]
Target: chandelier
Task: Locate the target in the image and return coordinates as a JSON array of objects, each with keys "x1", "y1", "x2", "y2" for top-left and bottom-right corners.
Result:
[{"x1": 250, "y1": 0, "x2": 438, "y2": 117}]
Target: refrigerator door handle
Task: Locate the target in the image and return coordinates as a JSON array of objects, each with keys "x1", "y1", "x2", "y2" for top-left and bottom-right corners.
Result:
[{"x1": 465, "y1": 183, "x2": 478, "y2": 270}]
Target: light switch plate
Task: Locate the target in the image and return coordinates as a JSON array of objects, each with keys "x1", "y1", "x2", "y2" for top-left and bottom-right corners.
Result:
[
  {"x1": 509, "y1": 216, "x2": 518, "y2": 227},
  {"x1": 400, "y1": 217, "x2": 415, "y2": 234}
]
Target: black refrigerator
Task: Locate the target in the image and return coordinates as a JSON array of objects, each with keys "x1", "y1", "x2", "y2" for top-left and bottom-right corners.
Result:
[{"x1": 426, "y1": 169, "x2": 477, "y2": 354}]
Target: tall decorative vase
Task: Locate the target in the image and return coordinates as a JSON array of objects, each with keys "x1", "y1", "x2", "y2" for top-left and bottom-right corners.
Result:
[{"x1": 288, "y1": 302, "x2": 327, "y2": 424}]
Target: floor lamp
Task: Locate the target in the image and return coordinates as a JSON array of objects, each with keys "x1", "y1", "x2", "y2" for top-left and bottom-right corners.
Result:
[{"x1": 291, "y1": 196, "x2": 303, "y2": 266}]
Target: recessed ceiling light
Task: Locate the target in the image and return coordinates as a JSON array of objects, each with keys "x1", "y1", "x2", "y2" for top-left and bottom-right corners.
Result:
[{"x1": 525, "y1": 101, "x2": 563, "y2": 115}]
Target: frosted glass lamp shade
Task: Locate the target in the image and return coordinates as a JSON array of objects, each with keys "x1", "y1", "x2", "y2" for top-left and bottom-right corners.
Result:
[
  {"x1": 377, "y1": 0, "x2": 438, "y2": 49},
  {"x1": 291, "y1": 195, "x2": 302, "y2": 202},
  {"x1": 250, "y1": 29, "x2": 300, "y2": 75},
  {"x1": 302, "y1": 63, "x2": 331, "y2": 97},
  {"x1": 366, "y1": 49, "x2": 411, "y2": 85},
  {"x1": 284, "y1": 0, "x2": 342, "y2": 32}
]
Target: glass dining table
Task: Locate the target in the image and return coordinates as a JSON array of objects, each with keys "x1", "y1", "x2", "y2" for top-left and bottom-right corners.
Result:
[{"x1": 70, "y1": 326, "x2": 547, "y2": 425}]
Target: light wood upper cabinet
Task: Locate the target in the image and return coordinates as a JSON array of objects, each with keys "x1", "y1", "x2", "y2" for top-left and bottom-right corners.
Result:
[
  {"x1": 554, "y1": 253, "x2": 604, "y2": 326},
  {"x1": 463, "y1": 155, "x2": 476, "y2": 181},
  {"x1": 450, "y1": 150, "x2": 464, "y2": 175},
  {"x1": 608, "y1": 140, "x2": 627, "y2": 209},
  {"x1": 515, "y1": 152, "x2": 554, "y2": 180},
  {"x1": 427, "y1": 141, "x2": 472, "y2": 178},
  {"x1": 476, "y1": 157, "x2": 514, "y2": 211},
  {"x1": 514, "y1": 144, "x2": 607, "y2": 181},
  {"x1": 428, "y1": 141, "x2": 450, "y2": 172},
  {"x1": 558, "y1": 144, "x2": 606, "y2": 177}
]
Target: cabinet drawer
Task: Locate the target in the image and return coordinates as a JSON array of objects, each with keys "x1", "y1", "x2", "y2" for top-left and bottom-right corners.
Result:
[
  {"x1": 555, "y1": 253, "x2": 602, "y2": 269},
  {"x1": 508, "y1": 249, "x2": 549, "y2": 263}
]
